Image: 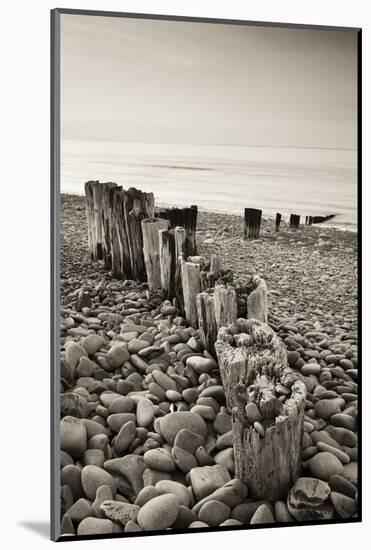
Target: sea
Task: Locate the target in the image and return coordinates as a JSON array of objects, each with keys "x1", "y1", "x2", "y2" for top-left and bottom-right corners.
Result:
[{"x1": 61, "y1": 140, "x2": 357, "y2": 231}]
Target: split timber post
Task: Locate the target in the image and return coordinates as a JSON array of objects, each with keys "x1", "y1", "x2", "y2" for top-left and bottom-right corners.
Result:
[
  {"x1": 247, "y1": 276, "x2": 268, "y2": 323},
  {"x1": 215, "y1": 318, "x2": 306, "y2": 502},
  {"x1": 308, "y1": 216, "x2": 313, "y2": 226},
  {"x1": 101, "y1": 182, "x2": 117, "y2": 269},
  {"x1": 156, "y1": 205, "x2": 198, "y2": 256},
  {"x1": 174, "y1": 227, "x2": 187, "y2": 313},
  {"x1": 197, "y1": 291, "x2": 217, "y2": 354},
  {"x1": 159, "y1": 229, "x2": 176, "y2": 299},
  {"x1": 123, "y1": 188, "x2": 155, "y2": 281},
  {"x1": 244, "y1": 208, "x2": 262, "y2": 239},
  {"x1": 142, "y1": 218, "x2": 170, "y2": 289},
  {"x1": 181, "y1": 256, "x2": 204, "y2": 328},
  {"x1": 85, "y1": 181, "x2": 104, "y2": 260},
  {"x1": 214, "y1": 283, "x2": 238, "y2": 331},
  {"x1": 275, "y1": 213, "x2": 282, "y2": 232}
]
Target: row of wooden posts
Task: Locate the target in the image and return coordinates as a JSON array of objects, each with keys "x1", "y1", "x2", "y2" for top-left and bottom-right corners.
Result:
[
  {"x1": 85, "y1": 181, "x2": 198, "y2": 280},
  {"x1": 245, "y1": 208, "x2": 332, "y2": 239},
  {"x1": 85, "y1": 181, "x2": 305, "y2": 502}
]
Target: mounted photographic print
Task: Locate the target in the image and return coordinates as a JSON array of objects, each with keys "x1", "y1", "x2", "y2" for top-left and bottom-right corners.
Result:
[{"x1": 51, "y1": 8, "x2": 361, "y2": 541}]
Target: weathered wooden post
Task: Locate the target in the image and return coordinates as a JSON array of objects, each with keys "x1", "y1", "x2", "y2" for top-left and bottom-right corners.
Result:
[
  {"x1": 142, "y1": 218, "x2": 170, "y2": 289},
  {"x1": 247, "y1": 275, "x2": 268, "y2": 323},
  {"x1": 244, "y1": 208, "x2": 262, "y2": 239},
  {"x1": 100, "y1": 182, "x2": 117, "y2": 269},
  {"x1": 109, "y1": 186, "x2": 132, "y2": 279},
  {"x1": 85, "y1": 181, "x2": 95, "y2": 259},
  {"x1": 92, "y1": 182, "x2": 104, "y2": 259},
  {"x1": 214, "y1": 283, "x2": 238, "y2": 331},
  {"x1": 85, "y1": 181, "x2": 104, "y2": 260},
  {"x1": 181, "y1": 256, "x2": 203, "y2": 328},
  {"x1": 215, "y1": 318, "x2": 306, "y2": 502},
  {"x1": 174, "y1": 227, "x2": 187, "y2": 313},
  {"x1": 159, "y1": 229, "x2": 176, "y2": 299},
  {"x1": 197, "y1": 291, "x2": 217, "y2": 354},
  {"x1": 308, "y1": 216, "x2": 313, "y2": 225},
  {"x1": 123, "y1": 188, "x2": 155, "y2": 281},
  {"x1": 156, "y1": 205, "x2": 198, "y2": 256},
  {"x1": 290, "y1": 214, "x2": 300, "y2": 229},
  {"x1": 275, "y1": 213, "x2": 281, "y2": 232}
]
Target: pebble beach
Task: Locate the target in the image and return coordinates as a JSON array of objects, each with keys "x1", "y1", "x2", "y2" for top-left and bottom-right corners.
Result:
[{"x1": 59, "y1": 193, "x2": 358, "y2": 537}]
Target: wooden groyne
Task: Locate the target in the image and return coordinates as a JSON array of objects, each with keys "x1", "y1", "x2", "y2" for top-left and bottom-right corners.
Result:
[{"x1": 83, "y1": 180, "x2": 306, "y2": 502}]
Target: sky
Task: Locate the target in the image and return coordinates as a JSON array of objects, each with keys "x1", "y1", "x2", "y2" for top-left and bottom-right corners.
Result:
[{"x1": 60, "y1": 14, "x2": 358, "y2": 149}]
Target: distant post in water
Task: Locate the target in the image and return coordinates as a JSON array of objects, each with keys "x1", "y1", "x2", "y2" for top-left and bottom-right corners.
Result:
[
  {"x1": 290, "y1": 214, "x2": 300, "y2": 229},
  {"x1": 244, "y1": 208, "x2": 262, "y2": 239},
  {"x1": 275, "y1": 213, "x2": 282, "y2": 232}
]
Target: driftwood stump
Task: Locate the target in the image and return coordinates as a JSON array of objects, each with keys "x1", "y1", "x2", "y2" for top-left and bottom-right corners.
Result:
[
  {"x1": 215, "y1": 318, "x2": 306, "y2": 502},
  {"x1": 142, "y1": 218, "x2": 170, "y2": 289},
  {"x1": 244, "y1": 208, "x2": 262, "y2": 239}
]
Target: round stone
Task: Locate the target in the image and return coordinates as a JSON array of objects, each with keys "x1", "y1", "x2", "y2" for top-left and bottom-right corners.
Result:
[
  {"x1": 330, "y1": 492, "x2": 357, "y2": 518},
  {"x1": 81, "y1": 334, "x2": 104, "y2": 355},
  {"x1": 159, "y1": 411, "x2": 207, "y2": 444},
  {"x1": 77, "y1": 518, "x2": 114, "y2": 535},
  {"x1": 308, "y1": 452, "x2": 344, "y2": 481},
  {"x1": 136, "y1": 398, "x2": 154, "y2": 427},
  {"x1": 114, "y1": 421, "x2": 136, "y2": 454},
  {"x1": 245, "y1": 402, "x2": 262, "y2": 423},
  {"x1": 156, "y1": 480, "x2": 191, "y2": 507},
  {"x1": 60, "y1": 416, "x2": 87, "y2": 459},
  {"x1": 314, "y1": 399, "x2": 342, "y2": 419},
  {"x1": 198, "y1": 500, "x2": 231, "y2": 526},
  {"x1": 186, "y1": 356, "x2": 217, "y2": 374},
  {"x1": 250, "y1": 504, "x2": 275, "y2": 524},
  {"x1": 65, "y1": 341, "x2": 88, "y2": 371},
  {"x1": 287, "y1": 477, "x2": 333, "y2": 521},
  {"x1": 143, "y1": 448, "x2": 176, "y2": 472},
  {"x1": 107, "y1": 345, "x2": 130, "y2": 368},
  {"x1": 137, "y1": 494, "x2": 179, "y2": 530},
  {"x1": 81, "y1": 465, "x2": 116, "y2": 500}
]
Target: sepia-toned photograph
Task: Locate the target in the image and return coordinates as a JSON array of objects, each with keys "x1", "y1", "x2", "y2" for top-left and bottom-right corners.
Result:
[{"x1": 52, "y1": 9, "x2": 360, "y2": 541}]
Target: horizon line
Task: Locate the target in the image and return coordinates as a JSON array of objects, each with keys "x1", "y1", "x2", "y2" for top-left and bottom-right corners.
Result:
[{"x1": 61, "y1": 138, "x2": 356, "y2": 152}]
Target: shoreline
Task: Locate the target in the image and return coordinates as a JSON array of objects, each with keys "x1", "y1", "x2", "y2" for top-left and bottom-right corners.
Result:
[
  {"x1": 61, "y1": 191, "x2": 357, "y2": 234},
  {"x1": 61, "y1": 193, "x2": 357, "y2": 331}
]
